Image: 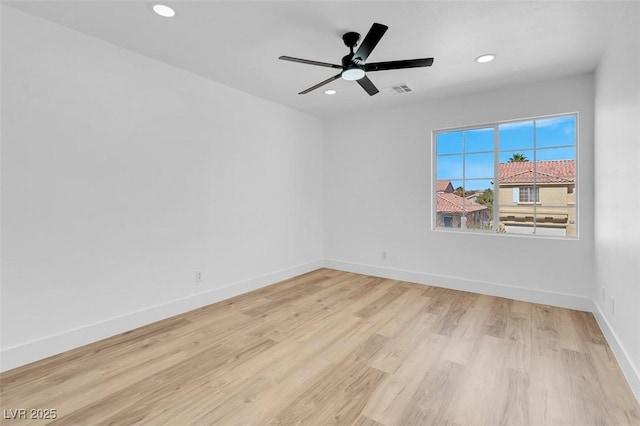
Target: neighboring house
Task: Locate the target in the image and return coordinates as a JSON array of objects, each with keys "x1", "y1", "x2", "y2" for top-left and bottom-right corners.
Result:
[
  {"x1": 498, "y1": 160, "x2": 576, "y2": 237},
  {"x1": 465, "y1": 191, "x2": 485, "y2": 203},
  {"x1": 436, "y1": 180, "x2": 455, "y2": 194},
  {"x1": 436, "y1": 180, "x2": 490, "y2": 228}
]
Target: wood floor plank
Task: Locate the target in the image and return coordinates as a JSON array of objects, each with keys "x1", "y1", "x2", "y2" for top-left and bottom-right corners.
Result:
[
  {"x1": 439, "y1": 305, "x2": 489, "y2": 366},
  {"x1": 374, "y1": 288, "x2": 429, "y2": 338},
  {"x1": 446, "y1": 334, "x2": 513, "y2": 425},
  {"x1": 397, "y1": 359, "x2": 466, "y2": 426},
  {"x1": 354, "y1": 281, "x2": 407, "y2": 319},
  {"x1": 501, "y1": 368, "x2": 531, "y2": 425},
  {"x1": 588, "y1": 343, "x2": 640, "y2": 424},
  {"x1": 203, "y1": 352, "x2": 334, "y2": 424},
  {"x1": 431, "y1": 290, "x2": 478, "y2": 337},
  {"x1": 481, "y1": 296, "x2": 512, "y2": 338},
  {"x1": 1, "y1": 269, "x2": 638, "y2": 425},
  {"x1": 362, "y1": 333, "x2": 449, "y2": 425},
  {"x1": 368, "y1": 312, "x2": 439, "y2": 374},
  {"x1": 270, "y1": 334, "x2": 389, "y2": 425},
  {"x1": 352, "y1": 414, "x2": 385, "y2": 426}
]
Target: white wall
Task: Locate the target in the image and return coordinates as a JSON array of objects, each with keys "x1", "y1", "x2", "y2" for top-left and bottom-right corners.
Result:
[
  {"x1": 325, "y1": 73, "x2": 595, "y2": 308},
  {"x1": 1, "y1": 6, "x2": 324, "y2": 370},
  {"x1": 2, "y1": 3, "x2": 638, "y2": 400},
  {"x1": 594, "y1": 2, "x2": 640, "y2": 398}
]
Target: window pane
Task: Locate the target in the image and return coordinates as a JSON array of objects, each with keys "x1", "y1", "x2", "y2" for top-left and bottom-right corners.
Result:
[
  {"x1": 536, "y1": 116, "x2": 576, "y2": 148},
  {"x1": 465, "y1": 128, "x2": 494, "y2": 153},
  {"x1": 498, "y1": 158, "x2": 534, "y2": 234},
  {"x1": 467, "y1": 182, "x2": 494, "y2": 230},
  {"x1": 465, "y1": 179, "x2": 493, "y2": 191},
  {"x1": 465, "y1": 152, "x2": 494, "y2": 179},
  {"x1": 449, "y1": 179, "x2": 464, "y2": 191},
  {"x1": 535, "y1": 147, "x2": 575, "y2": 161},
  {"x1": 435, "y1": 181, "x2": 491, "y2": 230},
  {"x1": 498, "y1": 183, "x2": 535, "y2": 235},
  {"x1": 533, "y1": 203, "x2": 576, "y2": 237},
  {"x1": 435, "y1": 180, "x2": 465, "y2": 229},
  {"x1": 437, "y1": 131, "x2": 463, "y2": 155},
  {"x1": 498, "y1": 150, "x2": 534, "y2": 163},
  {"x1": 436, "y1": 155, "x2": 463, "y2": 180},
  {"x1": 499, "y1": 121, "x2": 533, "y2": 151}
]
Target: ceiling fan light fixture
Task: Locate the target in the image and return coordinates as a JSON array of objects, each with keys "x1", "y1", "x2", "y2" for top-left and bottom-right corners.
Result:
[
  {"x1": 341, "y1": 67, "x2": 366, "y2": 81},
  {"x1": 152, "y1": 4, "x2": 175, "y2": 17},
  {"x1": 475, "y1": 54, "x2": 495, "y2": 63}
]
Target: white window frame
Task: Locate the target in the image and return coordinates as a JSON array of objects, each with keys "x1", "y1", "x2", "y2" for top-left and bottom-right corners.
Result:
[{"x1": 432, "y1": 112, "x2": 578, "y2": 239}]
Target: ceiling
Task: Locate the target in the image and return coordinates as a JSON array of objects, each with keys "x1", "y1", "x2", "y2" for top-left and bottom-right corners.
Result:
[{"x1": 4, "y1": 1, "x2": 629, "y2": 118}]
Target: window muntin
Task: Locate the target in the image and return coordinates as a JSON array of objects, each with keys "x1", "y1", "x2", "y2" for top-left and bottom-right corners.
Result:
[{"x1": 434, "y1": 113, "x2": 577, "y2": 238}]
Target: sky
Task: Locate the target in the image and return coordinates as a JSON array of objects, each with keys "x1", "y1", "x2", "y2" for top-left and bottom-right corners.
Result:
[{"x1": 436, "y1": 115, "x2": 576, "y2": 191}]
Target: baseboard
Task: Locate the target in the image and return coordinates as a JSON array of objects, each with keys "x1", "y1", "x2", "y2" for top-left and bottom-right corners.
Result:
[
  {"x1": 591, "y1": 301, "x2": 640, "y2": 401},
  {"x1": 0, "y1": 259, "x2": 324, "y2": 373},
  {"x1": 324, "y1": 259, "x2": 593, "y2": 311}
]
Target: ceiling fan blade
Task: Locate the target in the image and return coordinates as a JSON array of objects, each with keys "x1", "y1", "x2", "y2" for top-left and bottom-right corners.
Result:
[
  {"x1": 365, "y1": 58, "x2": 434, "y2": 72},
  {"x1": 279, "y1": 56, "x2": 342, "y2": 69},
  {"x1": 299, "y1": 73, "x2": 342, "y2": 95},
  {"x1": 353, "y1": 23, "x2": 388, "y2": 64},
  {"x1": 356, "y1": 75, "x2": 379, "y2": 96}
]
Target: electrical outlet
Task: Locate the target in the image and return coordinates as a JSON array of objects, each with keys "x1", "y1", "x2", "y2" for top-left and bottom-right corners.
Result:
[
  {"x1": 195, "y1": 270, "x2": 203, "y2": 283},
  {"x1": 610, "y1": 296, "x2": 615, "y2": 315},
  {"x1": 382, "y1": 251, "x2": 387, "y2": 260},
  {"x1": 602, "y1": 287, "x2": 605, "y2": 301}
]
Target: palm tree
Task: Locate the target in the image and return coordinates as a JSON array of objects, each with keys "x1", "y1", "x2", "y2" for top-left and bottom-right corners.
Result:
[{"x1": 508, "y1": 153, "x2": 529, "y2": 162}]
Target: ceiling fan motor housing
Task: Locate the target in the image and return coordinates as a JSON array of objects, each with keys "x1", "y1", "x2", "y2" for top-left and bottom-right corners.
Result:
[{"x1": 342, "y1": 32, "x2": 361, "y2": 49}]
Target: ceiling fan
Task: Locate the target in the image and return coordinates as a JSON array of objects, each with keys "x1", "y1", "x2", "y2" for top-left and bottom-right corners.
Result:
[{"x1": 279, "y1": 23, "x2": 434, "y2": 96}]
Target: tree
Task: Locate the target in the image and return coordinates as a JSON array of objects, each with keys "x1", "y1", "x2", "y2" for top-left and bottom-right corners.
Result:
[
  {"x1": 476, "y1": 188, "x2": 493, "y2": 207},
  {"x1": 508, "y1": 153, "x2": 529, "y2": 162},
  {"x1": 455, "y1": 186, "x2": 474, "y2": 197}
]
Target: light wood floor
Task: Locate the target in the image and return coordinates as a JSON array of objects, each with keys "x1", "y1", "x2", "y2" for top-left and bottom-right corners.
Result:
[{"x1": 1, "y1": 269, "x2": 639, "y2": 425}]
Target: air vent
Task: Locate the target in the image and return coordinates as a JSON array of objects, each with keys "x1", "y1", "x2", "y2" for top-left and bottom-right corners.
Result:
[{"x1": 387, "y1": 83, "x2": 413, "y2": 94}]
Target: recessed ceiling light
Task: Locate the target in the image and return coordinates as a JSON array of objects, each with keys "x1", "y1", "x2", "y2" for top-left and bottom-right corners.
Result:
[
  {"x1": 475, "y1": 54, "x2": 495, "y2": 63},
  {"x1": 324, "y1": 90, "x2": 337, "y2": 95},
  {"x1": 153, "y1": 4, "x2": 175, "y2": 18}
]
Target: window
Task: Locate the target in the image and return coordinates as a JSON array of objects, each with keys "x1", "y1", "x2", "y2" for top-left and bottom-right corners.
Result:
[
  {"x1": 433, "y1": 113, "x2": 577, "y2": 238},
  {"x1": 517, "y1": 186, "x2": 539, "y2": 203}
]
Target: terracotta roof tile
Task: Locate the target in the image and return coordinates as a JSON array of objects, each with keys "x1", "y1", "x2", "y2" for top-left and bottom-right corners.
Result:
[
  {"x1": 436, "y1": 192, "x2": 488, "y2": 214},
  {"x1": 498, "y1": 160, "x2": 575, "y2": 184}
]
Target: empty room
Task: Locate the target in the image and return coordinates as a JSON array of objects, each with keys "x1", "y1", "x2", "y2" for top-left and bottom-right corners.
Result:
[{"x1": 1, "y1": 1, "x2": 639, "y2": 424}]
